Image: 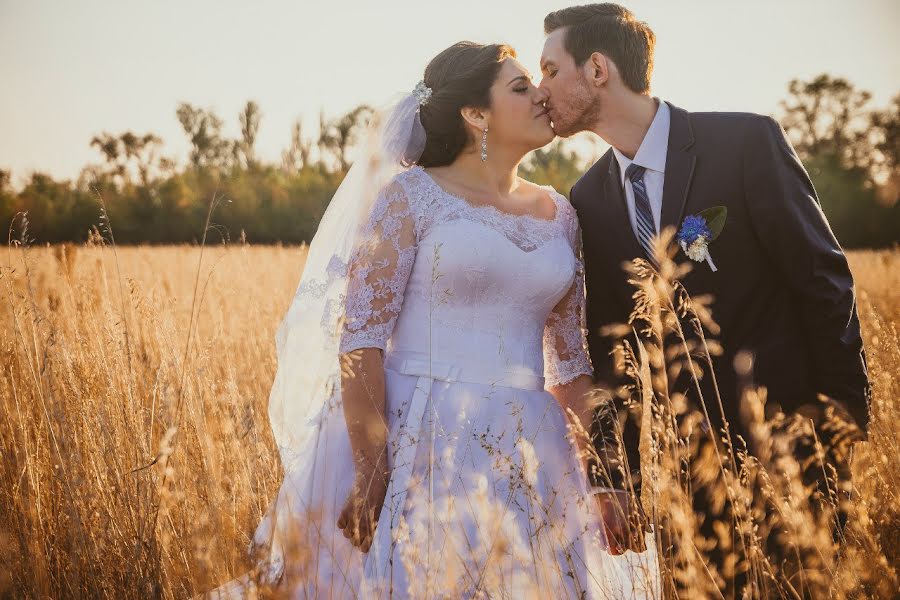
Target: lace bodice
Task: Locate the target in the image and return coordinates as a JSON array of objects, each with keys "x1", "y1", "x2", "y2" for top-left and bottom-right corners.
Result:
[{"x1": 339, "y1": 166, "x2": 593, "y2": 388}]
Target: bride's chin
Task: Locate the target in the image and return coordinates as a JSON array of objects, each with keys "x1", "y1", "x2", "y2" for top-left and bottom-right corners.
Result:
[
  {"x1": 529, "y1": 122, "x2": 555, "y2": 143},
  {"x1": 518, "y1": 125, "x2": 557, "y2": 152},
  {"x1": 537, "y1": 127, "x2": 556, "y2": 145}
]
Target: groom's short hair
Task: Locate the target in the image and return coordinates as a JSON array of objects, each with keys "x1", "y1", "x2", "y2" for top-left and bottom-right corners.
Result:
[{"x1": 544, "y1": 3, "x2": 655, "y2": 94}]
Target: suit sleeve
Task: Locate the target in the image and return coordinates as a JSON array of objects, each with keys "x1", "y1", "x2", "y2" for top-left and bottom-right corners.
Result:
[
  {"x1": 743, "y1": 115, "x2": 870, "y2": 432},
  {"x1": 569, "y1": 181, "x2": 626, "y2": 390}
]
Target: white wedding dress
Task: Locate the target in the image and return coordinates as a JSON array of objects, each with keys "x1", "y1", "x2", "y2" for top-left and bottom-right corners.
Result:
[{"x1": 211, "y1": 166, "x2": 660, "y2": 599}]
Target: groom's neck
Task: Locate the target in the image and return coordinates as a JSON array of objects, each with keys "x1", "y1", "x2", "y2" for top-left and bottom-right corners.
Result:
[{"x1": 590, "y1": 92, "x2": 657, "y2": 159}]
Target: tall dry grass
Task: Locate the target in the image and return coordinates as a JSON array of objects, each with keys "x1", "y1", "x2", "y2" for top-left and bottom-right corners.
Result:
[
  {"x1": 0, "y1": 224, "x2": 897, "y2": 597},
  {"x1": 578, "y1": 236, "x2": 900, "y2": 599},
  {"x1": 0, "y1": 231, "x2": 300, "y2": 597}
]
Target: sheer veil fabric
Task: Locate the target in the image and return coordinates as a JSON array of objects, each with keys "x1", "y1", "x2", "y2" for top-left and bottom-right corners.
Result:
[{"x1": 249, "y1": 92, "x2": 428, "y2": 583}]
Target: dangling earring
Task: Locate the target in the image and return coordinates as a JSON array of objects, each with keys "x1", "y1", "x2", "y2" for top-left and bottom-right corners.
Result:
[{"x1": 480, "y1": 127, "x2": 489, "y2": 162}]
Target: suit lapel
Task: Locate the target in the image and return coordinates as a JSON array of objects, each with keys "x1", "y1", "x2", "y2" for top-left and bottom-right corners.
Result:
[
  {"x1": 603, "y1": 154, "x2": 644, "y2": 262},
  {"x1": 659, "y1": 103, "x2": 698, "y2": 237},
  {"x1": 581, "y1": 151, "x2": 643, "y2": 306},
  {"x1": 584, "y1": 104, "x2": 700, "y2": 307}
]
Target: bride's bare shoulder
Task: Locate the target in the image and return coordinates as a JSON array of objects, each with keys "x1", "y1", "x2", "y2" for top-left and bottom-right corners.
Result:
[{"x1": 516, "y1": 177, "x2": 572, "y2": 207}]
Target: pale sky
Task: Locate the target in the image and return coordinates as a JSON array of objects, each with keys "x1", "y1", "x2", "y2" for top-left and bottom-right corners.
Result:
[{"x1": 1, "y1": 0, "x2": 898, "y2": 187}]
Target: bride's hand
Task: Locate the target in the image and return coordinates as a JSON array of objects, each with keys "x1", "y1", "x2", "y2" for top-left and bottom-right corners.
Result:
[
  {"x1": 336, "y1": 471, "x2": 389, "y2": 553},
  {"x1": 594, "y1": 489, "x2": 650, "y2": 555}
]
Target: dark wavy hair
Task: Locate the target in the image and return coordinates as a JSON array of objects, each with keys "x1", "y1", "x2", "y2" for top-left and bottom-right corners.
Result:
[
  {"x1": 416, "y1": 42, "x2": 516, "y2": 168},
  {"x1": 544, "y1": 3, "x2": 655, "y2": 94}
]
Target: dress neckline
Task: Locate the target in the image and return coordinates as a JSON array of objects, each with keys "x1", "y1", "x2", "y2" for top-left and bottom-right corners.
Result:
[{"x1": 411, "y1": 165, "x2": 561, "y2": 225}]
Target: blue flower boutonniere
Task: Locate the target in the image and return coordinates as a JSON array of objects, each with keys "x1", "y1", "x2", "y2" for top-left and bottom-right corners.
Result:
[{"x1": 676, "y1": 206, "x2": 727, "y2": 272}]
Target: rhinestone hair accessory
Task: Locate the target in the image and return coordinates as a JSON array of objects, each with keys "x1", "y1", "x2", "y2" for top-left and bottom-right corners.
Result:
[{"x1": 412, "y1": 80, "x2": 433, "y2": 106}]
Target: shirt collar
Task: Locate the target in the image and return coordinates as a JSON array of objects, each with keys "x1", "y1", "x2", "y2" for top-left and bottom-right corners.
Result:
[{"x1": 612, "y1": 98, "x2": 671, "y2": 185}]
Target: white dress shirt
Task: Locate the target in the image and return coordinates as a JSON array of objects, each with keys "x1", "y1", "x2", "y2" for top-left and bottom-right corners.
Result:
[{"x1": 612, "y1": 98, "x2": 671, "y2": 239}]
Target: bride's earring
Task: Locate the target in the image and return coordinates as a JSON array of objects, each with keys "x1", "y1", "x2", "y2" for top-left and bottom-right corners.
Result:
[{"x1": 481, "y1": 127, "x2": 489, "y2": 162}]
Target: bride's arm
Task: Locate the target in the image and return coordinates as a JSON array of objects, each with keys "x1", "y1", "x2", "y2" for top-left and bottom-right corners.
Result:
[
  {"x1": 547, "y1": 374, "x2": 596, "y2": 473},
  {"x1": 543, "y1": 212, "x2": 625, "y2": 489},
  {"x1": 337, "y1": 180, "x2": 419, "y2": 551},
  {"x1": 339, "y1": 348, "x2": 390, "y2": 490},
  {"x1": 339, "y1": 180, "x2": 419, "y2": 477},
  {"x1": 548, "y1": 376, "x2": 627, "y2": 493},
  {"x1": 542, "y1": 272, "x2": 618, "y2": 485},
  {"x1": 544, "y1": 215, "x2": 647, "y2": 553}
]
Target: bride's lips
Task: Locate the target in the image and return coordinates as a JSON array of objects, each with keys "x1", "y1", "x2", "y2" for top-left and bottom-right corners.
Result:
[{"x1": 535, "y1": 109, "x2": 550, "y2": 119}]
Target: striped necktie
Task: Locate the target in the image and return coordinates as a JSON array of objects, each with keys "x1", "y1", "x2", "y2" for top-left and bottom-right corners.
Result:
[{"x1": 624, "y1": 163, "x2": 658, "y2": 265}]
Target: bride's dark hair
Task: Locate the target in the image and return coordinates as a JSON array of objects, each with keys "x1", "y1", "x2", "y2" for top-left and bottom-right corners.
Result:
[{"x1": 416, "y1": 41, "x2": 516, "y2": 168}]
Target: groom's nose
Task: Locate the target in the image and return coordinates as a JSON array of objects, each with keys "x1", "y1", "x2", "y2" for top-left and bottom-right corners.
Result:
[
  {"x1": 537, "y1": 77, "x2": 550, "y2": 97},
  {"x1": 535, "y1": 86, "x2": 550, "y2": 103}
]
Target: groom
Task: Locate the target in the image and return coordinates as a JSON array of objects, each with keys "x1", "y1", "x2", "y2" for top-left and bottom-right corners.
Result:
[{"x1": 539, "y1": 3, "x2": 870, "y2": 594}]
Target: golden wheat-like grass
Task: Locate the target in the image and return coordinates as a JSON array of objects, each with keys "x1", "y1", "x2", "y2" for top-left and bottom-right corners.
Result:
[{"x1": 0, "y1": 240, "x2": 897, "y2": 598}]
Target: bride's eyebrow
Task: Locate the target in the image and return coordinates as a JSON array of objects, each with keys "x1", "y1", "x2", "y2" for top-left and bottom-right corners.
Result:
[{"x1": 507, "y1": 75, "x2": 531, "y2": 86}]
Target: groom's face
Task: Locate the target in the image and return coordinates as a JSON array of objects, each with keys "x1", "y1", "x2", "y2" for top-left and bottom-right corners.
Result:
[{"x1": 539, "y1": 29, "x2": 598, "y2": 138}]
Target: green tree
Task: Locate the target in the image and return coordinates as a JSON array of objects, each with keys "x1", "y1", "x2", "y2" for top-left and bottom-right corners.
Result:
[
  {"x1": 318, "y1": 105, "x2": 373, "y2": 172},
  {"x1": 869, "y1": 94, "x2": 899, "y2": 201},
  {"x1": 0, "y1": 169, "x2": 16, "y2": 240},
  {"x1": 14, "y1": 173, "x2": 98, "y2": 243},
  {"x1": 4, "y1": 91, "x2": 892, "y2": 247},
  {"x1": 518, "y1": 139, "x2": 586, "y2": 197},
  {"x1": 281, "y1": 119, "x2": 313, "y2": 174},
  {"x1": 805, "y1": 153, "x2": 899, "y2": 247},
  {"x1": 780, "y1": 74, "x2": 872, "y2": 168},
  {"x1": 779, "y1": 74, "x2": 899, "y2": 247},
  {"x1": 237, "y1": 101, "x2": 262, "y2": 171},
  {"x1": 89, "y1": 131, "x2": 164, "y2": 187},
  {"x1": 175, "y1": 103, "x2": 234, "y2": 171}
]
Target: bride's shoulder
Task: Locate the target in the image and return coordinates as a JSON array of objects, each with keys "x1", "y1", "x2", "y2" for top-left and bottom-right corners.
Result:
[
  {"x1": 517, "y1": 177, "x2": 576, "y2": 217},
  {"x1": 377, "y1": 166, "x2": 425, "y2": 200},
  {"x1": 387, "y1": 165, "x2": 429, "y2": 198},
  {"x1": 386, "y1": 165, "x2": 445, "y2": 213},
  {"x1": 370, "y1": 167, "x2": 433, "y2": 222}
]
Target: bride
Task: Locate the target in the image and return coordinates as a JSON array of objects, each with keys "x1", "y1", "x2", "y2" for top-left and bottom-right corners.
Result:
[{"x1": 210, "y1": 41, "x2": 660, "y2": 599}]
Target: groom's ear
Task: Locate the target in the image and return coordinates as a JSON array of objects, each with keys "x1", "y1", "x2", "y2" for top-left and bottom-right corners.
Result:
[{"x1": 586, "y1": 52, "x2": 611, "y2": 87}]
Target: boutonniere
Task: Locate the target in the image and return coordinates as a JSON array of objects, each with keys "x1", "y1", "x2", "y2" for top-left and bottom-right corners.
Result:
[{"x1": 676, "y1": 206, "x2": 727, "y2": 272}]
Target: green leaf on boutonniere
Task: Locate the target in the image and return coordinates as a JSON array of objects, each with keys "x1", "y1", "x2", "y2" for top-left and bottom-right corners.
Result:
[{"x1": 698, "y1": 206, "x2": 727, "y2": 240}]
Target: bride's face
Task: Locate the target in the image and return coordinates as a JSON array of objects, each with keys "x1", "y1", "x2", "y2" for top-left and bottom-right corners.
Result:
[{"x1": 481, "y1": 59, "x2": 554, "y2": 152}]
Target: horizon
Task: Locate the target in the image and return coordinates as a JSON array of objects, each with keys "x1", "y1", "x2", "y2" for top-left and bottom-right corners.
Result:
[{"x1": 1, "y1": 0, "x2": 898, "y2": 188}]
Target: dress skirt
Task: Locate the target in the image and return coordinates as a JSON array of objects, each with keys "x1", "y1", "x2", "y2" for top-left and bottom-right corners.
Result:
[{"x1": 231, "y1": 350, "x2": 660, "y2": 599}]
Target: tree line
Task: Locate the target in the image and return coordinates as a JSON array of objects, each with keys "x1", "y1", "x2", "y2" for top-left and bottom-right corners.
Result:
[{"x1": 1, "y1": 74, "x2": 897, "y2": 248}]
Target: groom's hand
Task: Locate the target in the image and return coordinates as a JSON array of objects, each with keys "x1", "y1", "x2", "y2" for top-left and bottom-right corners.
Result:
[{"x1": 593, "y1": 489, "x2": 650, "y2": 555}]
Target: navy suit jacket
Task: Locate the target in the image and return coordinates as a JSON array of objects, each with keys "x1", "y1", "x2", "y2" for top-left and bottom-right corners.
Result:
[{"x1": 569, "y1": 102, "x2": 870, "y2": 482}]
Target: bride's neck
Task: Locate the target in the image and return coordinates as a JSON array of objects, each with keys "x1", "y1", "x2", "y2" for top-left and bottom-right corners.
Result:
[{"x1": 445, "y1": 146, "x2": 524, "y2": 196}]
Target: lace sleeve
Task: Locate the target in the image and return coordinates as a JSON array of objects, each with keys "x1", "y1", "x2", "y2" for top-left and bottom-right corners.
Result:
[
  {"x1": 338, "y1": 180, "x2": 419, "y2": 354},
  {"x1": 543, "y1": 201, "x2": 594, "y2": 388}
]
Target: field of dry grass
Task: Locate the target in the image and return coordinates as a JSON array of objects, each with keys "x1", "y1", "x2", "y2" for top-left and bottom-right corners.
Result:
[{"x1": 0, "y1": 241, "x2": 897, "y2": 598}]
